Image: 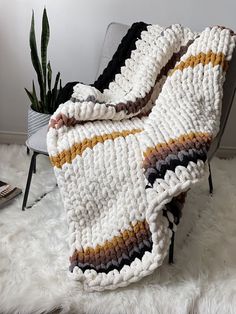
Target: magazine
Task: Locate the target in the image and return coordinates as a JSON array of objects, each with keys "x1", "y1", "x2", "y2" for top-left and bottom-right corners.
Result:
[{"x1": 0, "y1": 180, "x2": 22, "y2": 208}]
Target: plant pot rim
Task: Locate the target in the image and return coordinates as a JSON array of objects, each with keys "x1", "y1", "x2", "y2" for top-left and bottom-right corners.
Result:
[{"x1": 29, "y1": 105, "x2": 51, "y2": 115}]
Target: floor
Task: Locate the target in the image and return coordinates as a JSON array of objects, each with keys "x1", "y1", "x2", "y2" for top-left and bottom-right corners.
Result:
[{"x1": 0, "y1": 144, "x2": 236, "y2": 314}]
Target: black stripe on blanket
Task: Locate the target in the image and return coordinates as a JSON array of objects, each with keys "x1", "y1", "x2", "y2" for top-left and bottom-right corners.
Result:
[{"x1": 93, "y1": 22, "x2": 149, "y2": 92}]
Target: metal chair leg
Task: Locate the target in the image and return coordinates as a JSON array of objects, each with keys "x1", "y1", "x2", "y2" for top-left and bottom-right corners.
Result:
[
  {"x1": 22, "y1": 152, "x2": 38, "y2": 211},
  {"x1": 33, "y1": 157, "x2": 37, "y2": 174},
  {"x1": 208, "y1": 161, "x2": 213, "y2": 196},
  {"x1": 169, "y1": 232, "x2": 175, "y2": 264},
  {"x1": 26, "y1": 147, "x2": 36, "y2": 172}
]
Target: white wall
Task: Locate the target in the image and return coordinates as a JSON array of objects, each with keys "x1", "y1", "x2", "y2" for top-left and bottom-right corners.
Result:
[{"x1": 0, "y1": 0, "x2": 236, "y2": 152}]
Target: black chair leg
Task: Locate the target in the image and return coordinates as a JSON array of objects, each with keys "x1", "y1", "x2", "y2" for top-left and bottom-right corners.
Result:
[
  {"x1": 26, "y1": 147, "x2": 36, "y2": 172},
  {"x1": 208, "y1": 161, "x2": 213, "y2": 196},
  {"x1": 33, "y1": 157, "x2": 37, "y2": 174},
  {"x1": 169, "y1": 232, "x2": 175, "y2": 264},
  {"x1": 22, "y1": 152, "x2": 38, "y2": 211}
]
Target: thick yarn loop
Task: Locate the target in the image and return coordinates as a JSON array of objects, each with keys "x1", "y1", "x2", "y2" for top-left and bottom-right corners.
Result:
[{"x1": 47, "y1": 23, "x2": 235, "y2": 291}]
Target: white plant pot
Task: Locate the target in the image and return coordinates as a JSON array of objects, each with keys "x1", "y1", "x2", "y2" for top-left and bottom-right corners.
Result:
[{"x1": 27, "y1": 106, "x2": 51, "y2": 138}]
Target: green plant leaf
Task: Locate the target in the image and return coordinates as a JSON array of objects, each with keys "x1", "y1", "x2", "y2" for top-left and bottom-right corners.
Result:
[
  {"x1": 32, "y1": 80, "x2": 41, "y2": 112},
  {"x1": 47, "y1": 61, "x2": 52, "y2": 92},
  {"x1": 29, "y1": 10, "x2": 45, "y2": 107},
  {"x1": 24, "y1": 80, "x2": 40, "y2": 112},
  {"x1": 52, "y1": 72, "x2": 60, "y2": 112},
  {"x1": 25, "y1": 88, "x2": 35, "y2": 107},
  {"x1": 41, "y1": 8, "x2": 50, "y2": 101},
  {"x1": 46, "y1": 90, "x2": 52, "y2": 113}
]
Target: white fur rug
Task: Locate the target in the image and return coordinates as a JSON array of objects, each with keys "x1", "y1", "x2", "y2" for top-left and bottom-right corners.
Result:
[{"x1": 0, "y1": 144, "x2": 236, "y2": 314}]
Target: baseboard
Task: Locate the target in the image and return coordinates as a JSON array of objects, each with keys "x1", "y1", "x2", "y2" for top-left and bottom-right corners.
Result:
[
  {"x1": 216, "y1": 146, "x2": 236, "y2": 158},
  {"x1": 0, "y1": 130, "x2": 27, "y2": 145}
]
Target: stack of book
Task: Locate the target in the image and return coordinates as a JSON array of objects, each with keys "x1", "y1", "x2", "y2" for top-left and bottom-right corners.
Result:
[{"x1": 0, "y1": 180, "x2": 22, "y2": 208}]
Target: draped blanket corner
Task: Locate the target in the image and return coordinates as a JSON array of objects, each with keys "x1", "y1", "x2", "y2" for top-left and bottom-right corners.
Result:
[{"x1": 47, "y1": 23, "x2": 235, "y2": 291}]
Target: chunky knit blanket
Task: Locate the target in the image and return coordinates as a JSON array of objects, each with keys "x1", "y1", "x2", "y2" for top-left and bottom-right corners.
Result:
[{"x1": 47, "y1": 23, "x2": 235, "y2": 291}]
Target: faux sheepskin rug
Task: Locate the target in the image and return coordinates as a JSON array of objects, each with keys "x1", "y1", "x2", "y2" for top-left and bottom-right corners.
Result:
[{"x1": 0, "y1": 144, "x2": 236, "y2": 314}]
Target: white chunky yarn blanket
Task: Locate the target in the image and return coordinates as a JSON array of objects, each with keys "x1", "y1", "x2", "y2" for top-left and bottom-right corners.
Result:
[{"x1": 47, "y1": 24, "x2": 235, "y2": 291}]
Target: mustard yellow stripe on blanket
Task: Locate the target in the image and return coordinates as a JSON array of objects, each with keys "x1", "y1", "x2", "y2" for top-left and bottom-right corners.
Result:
[
  {"x1": 169, "y1": 51, "x2": 228, "y2": 76},
  {"x1": 50, "y1": 128, "x2": 143, "y2": 168},
  {"x1": 143, "y1": 132, "x2": 212, "y2": 159}
]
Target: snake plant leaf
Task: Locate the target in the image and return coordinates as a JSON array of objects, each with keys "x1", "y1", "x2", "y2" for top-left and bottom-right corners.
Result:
[
  {"x1": 32, "y1": 80, "x2": 41, "y2": 112},
  {"x1": 41, "y1": 8, "x2": 50, "y2": 101},
  {"x1": 46, "y1": 90, "x2": 52, "y2": 113},
  {"x1": 30, "y1": 10, "x2": 45, "y2": 109},
  {"x1": 24, "y1": 88, "x2": 35, "y2": 106},
  {"x1": 24, "y1": 80, "x2": 40, "y2": 112},
  {"x1": 47, "y1": 61, "x2": 52, "y2": 92},
  {"x1": 26, "y1": 9, "x2": 62, "y2": 114},
  {"x1": 52, "y1": 72, "x2": 60, "y2": 112}
]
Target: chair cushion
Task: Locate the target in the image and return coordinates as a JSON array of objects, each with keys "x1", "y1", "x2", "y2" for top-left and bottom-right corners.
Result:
[{"x1": 26, "y1": 125, "x2": 48, "y2": 154}]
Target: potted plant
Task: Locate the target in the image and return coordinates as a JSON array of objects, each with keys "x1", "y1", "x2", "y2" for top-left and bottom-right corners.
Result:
[{"x1": 25, "y1": 8, "x2": 62, "y2": 138}]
